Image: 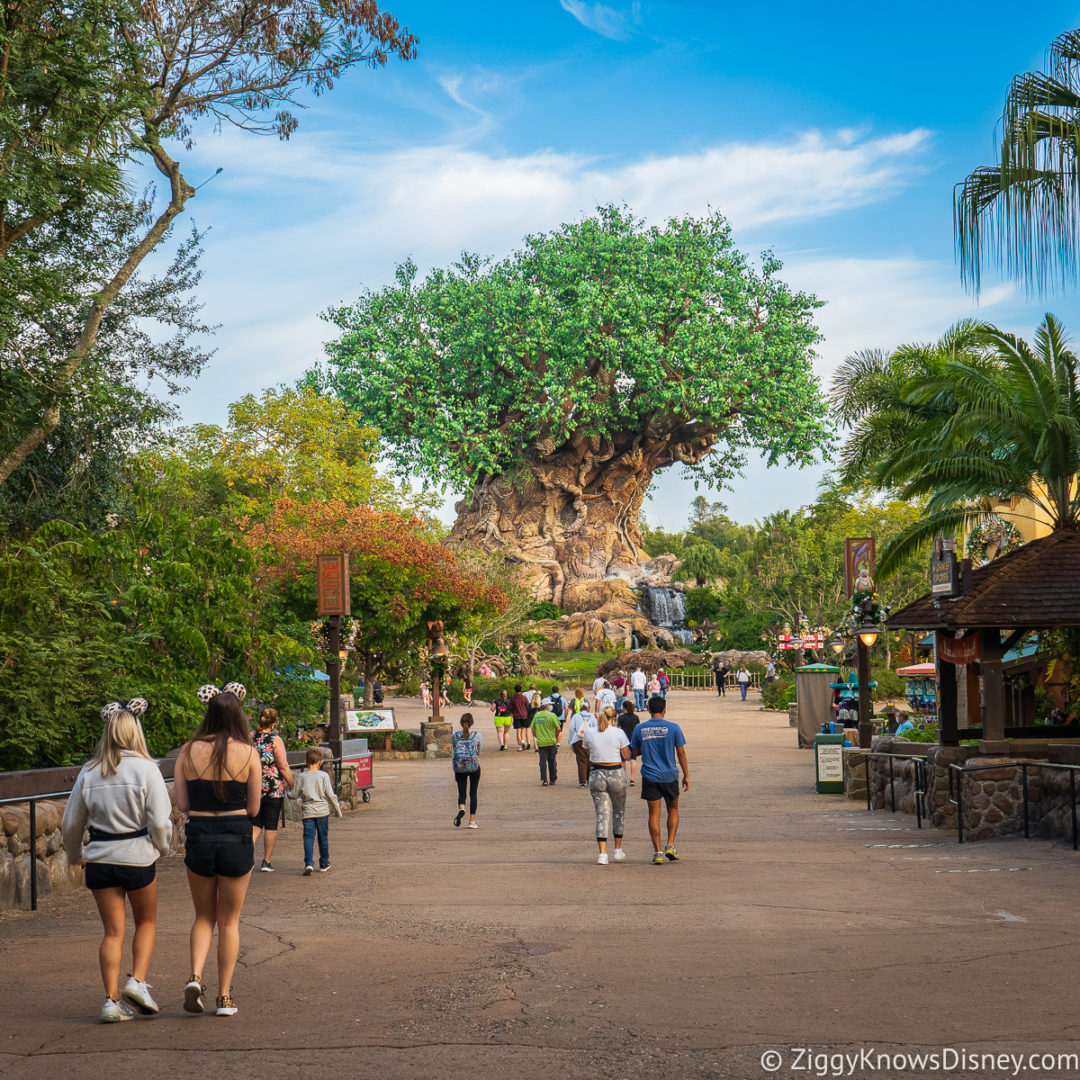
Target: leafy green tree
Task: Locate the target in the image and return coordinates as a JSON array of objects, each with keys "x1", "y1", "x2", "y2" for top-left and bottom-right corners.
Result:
[
  {"x1": 175, "y1": 385, "x2": 428, "y2": 519},
  {"x1": 956, "y1": 29, "x2": 1080, "y2": 294},
  {"x1": 0, "y1": 0, "x2": 417, "y2": 485},
  {"x1": 326, "y1": 206, "x2": 828, "y2": 603}
]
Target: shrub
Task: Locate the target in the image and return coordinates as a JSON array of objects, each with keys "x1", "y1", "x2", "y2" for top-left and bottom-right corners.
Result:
[
  {"x1": 761, "y1": 676, "x2": 796, "y2": 710},
  {"x1": 390, "y1": 729, "x2": 416, "y2": 751},
  {"x1": 527, "y1": 600, "x2": 563, "y2": 620},
  {"x1": 899, "y1": 723, "x2": 938, "y2": 743}
]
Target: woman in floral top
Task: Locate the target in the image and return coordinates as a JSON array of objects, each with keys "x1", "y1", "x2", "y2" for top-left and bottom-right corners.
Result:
[{"x1": 251, "y1": 709, "x2": 293, "y2": 872}]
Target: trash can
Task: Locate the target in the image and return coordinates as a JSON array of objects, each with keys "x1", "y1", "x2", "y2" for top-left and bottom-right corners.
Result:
[{"x1": 813, "y1": 732, "x2": 845, "y2": 793}]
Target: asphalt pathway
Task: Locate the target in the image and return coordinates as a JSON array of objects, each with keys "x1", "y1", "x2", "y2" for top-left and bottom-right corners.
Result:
[{"x1": 3, "y1": 691, "x2": 1080, "y2": 1080}]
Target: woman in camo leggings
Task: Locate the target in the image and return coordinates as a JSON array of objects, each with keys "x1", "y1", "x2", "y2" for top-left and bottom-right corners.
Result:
[{"x1": 580, "y1": 706, "x2": 631, "y2": 865}]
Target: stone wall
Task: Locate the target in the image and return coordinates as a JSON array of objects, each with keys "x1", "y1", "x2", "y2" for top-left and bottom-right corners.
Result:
[
  {"x1": 2, "y1": 760, "x2": 364, "y2": 911},
  {"x1": 844, "y1": 737, "x2": 1080, "y2": 844}
]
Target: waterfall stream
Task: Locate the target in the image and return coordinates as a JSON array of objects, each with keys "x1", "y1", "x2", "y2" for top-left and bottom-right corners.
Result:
[{"x1": 639, "y1": 586, "x2": 693, "y2": 644}]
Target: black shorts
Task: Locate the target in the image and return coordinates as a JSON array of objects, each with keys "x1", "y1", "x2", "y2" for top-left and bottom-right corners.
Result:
[
  {"x1": 251, "y1": 796, "x2": 284, "y2": 831},
  {"x1": 640, "y1": 778, "x2": 680, "y2": 803},
  {"x1": 85, "y1": 861, "x2": 156, "y2": 892},
  {"x1": 512, "y1": 716, "x2": 530, "y2": 729},
  {"x1": 184, "y1": 816, "x2": 254, "y2": 878}
]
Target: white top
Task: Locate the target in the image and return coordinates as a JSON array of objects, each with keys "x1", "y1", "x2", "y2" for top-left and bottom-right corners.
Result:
[
  {"x1": 596, "y1": 687, "x2": 617, "y2": 712},
  {"x1": 630, "y1": 670, "x2": 647, "y2": 690},
  {"x1": 591, "y1": 676, "x2": 606, "y2": 692},
  {"x1": 581, "y1": 724, "x2": 630, "y2": 764},
  {"x1": 737, "y1": 669, "x2": 750, "y2": 683},
  {"x1": 287, "y1": 768, "x2": 342, "y2": 819},
  {"x1": 61, "y1": 752, "x2": 173, "y2": 867}
]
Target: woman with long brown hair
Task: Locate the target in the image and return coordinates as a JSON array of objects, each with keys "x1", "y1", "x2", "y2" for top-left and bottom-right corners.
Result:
[
  {"x1": 580, "y1": 705, "x2": 631, "y2": 864},
  {"x1": 174, "y1": 683, "x2": 260, "y2": 1017},
  {"x1": 251, "y1": 707, "x2": 293, "y2": 872},
  {"x1": 61, "y1": 700, "x2": 172, "y2": 1022}
]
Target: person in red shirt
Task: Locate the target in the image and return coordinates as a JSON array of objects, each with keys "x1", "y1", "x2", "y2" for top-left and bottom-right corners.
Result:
[{"x1": 509, "y1": 684, "x2": 532, "y2": 751}]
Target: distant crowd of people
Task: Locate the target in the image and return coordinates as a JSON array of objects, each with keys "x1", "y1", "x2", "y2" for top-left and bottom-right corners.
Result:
[{"x1": 452, "y1": 668, "x2": 689, "y2": 867}]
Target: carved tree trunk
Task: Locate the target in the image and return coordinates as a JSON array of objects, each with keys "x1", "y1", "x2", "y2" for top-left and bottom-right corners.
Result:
[{"x1": 451, "y1": 428, "x2": 715, "y2": 610}]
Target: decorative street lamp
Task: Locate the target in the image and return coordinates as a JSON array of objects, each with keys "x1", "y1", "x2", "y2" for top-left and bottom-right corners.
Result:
[{"x1": 829, "y1": 634, "x2": 845, "y2": 657}]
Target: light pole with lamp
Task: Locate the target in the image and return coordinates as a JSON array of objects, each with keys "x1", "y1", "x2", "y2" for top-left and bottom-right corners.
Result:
[{"x1": 855, "y1": 609, "x2": 878, "y2": 750}]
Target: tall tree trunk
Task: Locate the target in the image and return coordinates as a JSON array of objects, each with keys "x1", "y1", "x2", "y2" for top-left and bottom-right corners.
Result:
[{"x1": 451, "y1": 429, "x2": 715, "y2": 610}]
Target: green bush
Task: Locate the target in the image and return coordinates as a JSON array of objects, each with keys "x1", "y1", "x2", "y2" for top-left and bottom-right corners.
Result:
[
  {"x1": 390, "y1": 729, "x2": 416, "y2": 751},
  {"x1": 899, "y1": 723, "x2": 938, "y2": 743},
  {"x1": 527, "y1": 600, "x2": 563, "y2": 620},
  {"x1": 761, "y1": 676, "x2": 796, "y2": 710}
]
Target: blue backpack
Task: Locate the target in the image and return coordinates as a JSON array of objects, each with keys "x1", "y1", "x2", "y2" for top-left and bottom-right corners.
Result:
[{"x1": 452, "y1": 731, "x2": 479, "y2": 773}]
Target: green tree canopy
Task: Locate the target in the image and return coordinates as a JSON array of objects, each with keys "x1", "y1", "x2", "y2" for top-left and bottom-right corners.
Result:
[{"x1": 325, "y1": 206, "x2": 829, "y2": 492}]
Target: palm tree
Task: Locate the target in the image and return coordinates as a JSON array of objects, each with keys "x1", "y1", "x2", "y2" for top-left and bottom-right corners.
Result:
[
  {"x1": 873, "y1": 314, "x2": 1080, "y2": 573},
  {"x1": 677, "y1": 543, "x2": 725, "y2": 588},
  {"x1": 829, "y1": 320, "x2": 984, "y2": 488},
  {"x1": 956, "y1": 29, "x2": 1080, "y2": 294}
]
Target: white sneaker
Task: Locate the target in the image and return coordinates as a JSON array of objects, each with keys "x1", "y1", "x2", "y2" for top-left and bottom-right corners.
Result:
[
  {"x1": 183, "y1": 979, "x2": 205, "y2": 1014},
  {"x1": 259, "y1": 861, "x2": 274, "y2": 872},
  {"x1": 215, "y1": 994, "x2": 238, "y2": 1017},
  {"x1": 612, "y1": 849, "x2": 627, "y2": 862},
  {"x1": 99, "y1": 997, "x2": 134, "y2": 1023},
  {"x1": 467, "y1": 821, "x2": 478, "y2": 829},
  {"x1": 596, "y1": 852, "x2": 609, "y2": 865},
  {"x1": 121, "y1": 976, "x2": 159, "y2": 1014}
]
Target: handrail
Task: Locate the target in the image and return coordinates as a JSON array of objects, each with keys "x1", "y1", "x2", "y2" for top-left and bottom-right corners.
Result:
[
  {"x1": 947, "y1": 760, "x2": 1080, "y2": 848},
  {"x1": 0, "y1": 755, "x2": 345, "y2": 914},
  {"x1": 860, "y1": 750, "x2": 929, "y2": 829}
]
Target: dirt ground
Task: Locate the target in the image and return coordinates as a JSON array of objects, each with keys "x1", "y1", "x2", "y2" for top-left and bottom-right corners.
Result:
[{"x1": 3, "y1": 690, "x2": 1080, "y2": 1080}]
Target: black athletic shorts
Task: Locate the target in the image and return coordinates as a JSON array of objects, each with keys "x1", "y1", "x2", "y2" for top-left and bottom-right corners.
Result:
[
  {"x1": 640, "y1": 778, "x2": 680, "y2": 803},
  {"x1": 85, "y1": 861, "x2": 156, "y2": 892},
  {"x1": 184, "y1": 816, "x2": 254, "y2": 878},
  {"x1": 251, "y1": 796, "x2": 284, "y2": 831}
]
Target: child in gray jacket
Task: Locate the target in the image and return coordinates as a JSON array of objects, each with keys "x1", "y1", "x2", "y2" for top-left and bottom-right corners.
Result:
[{"x1": 287, "y1": 748, "x2": 342, "y2": 874}]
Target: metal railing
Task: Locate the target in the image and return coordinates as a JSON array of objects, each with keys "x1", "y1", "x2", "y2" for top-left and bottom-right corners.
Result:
[
  {"x1": 861, "y1": 751, "x2": 929, "y2": 829},
  {"x1": 668, "y1": 672, "x2": 762, "y2": 690},
  {"x1": 948, "y1": 760, "x2": 1080, "y2": 848}
]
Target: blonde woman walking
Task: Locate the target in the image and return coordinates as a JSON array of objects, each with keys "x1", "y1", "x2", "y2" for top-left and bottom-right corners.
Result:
[
  {"x1": 174, "y1": 683, "x2": 261, "y2": 1018},
  {"x1": 581, "y1": 706, "x2": 631, "y2": 864},
  {"x1": 61, "y1": 700, "x2": 172, "y2": 1023}
]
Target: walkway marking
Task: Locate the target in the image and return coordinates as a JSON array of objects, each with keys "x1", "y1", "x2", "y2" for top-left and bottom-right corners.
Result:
[
  {"x1": 992, "y1": 910, "x2": 1027, "y2": 922},
  {"x1": 378, "y1": 775, "x2": 398, "y2": 779},
  {"x1": 838, "y1": 827, "x2": 909, "y2": 832},
  {"x1": 935, "y1": 867, "x2": 1032, "y2": 874},
  {"x1": 865, "y1": 842, "x2": 947, "y2": 849}
]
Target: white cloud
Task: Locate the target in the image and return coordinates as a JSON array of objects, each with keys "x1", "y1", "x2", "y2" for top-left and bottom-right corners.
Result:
[
  {"x1": 167, "y1": 123, "x2": 994, "y2": 530},
  {"x1": 559, "y1": 0, "x2": 639, "y2": 41}
]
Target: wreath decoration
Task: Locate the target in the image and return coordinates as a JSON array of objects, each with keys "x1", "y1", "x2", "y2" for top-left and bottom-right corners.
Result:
[{"x1": 966, "y1": 515, "x2": 1022, "y2": 568}]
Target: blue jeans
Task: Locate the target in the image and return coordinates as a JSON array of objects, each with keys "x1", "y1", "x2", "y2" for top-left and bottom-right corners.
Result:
[
  {"x1": 739, "y1": 682, "x2": 748, "y2": 700},
  {"x1": 302, "y1": 815, "x2": 330, "y2": 869},
  {"x1": 634, "y1": 689, "x2": 646, "y2": 710}
]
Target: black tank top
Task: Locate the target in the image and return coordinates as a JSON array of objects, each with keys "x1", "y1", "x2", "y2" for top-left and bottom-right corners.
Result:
[{"x1": 186, "y1": 778, "x2": 248, "y2": 812}]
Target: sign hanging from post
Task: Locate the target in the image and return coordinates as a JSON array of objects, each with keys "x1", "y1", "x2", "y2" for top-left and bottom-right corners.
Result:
[
  {"x1": 930, "y1": 537, "x2": 960, "y2": 596},
  {"x1": 317, "y1": 553, "x2": 351, "y2": 616},
  {"x1": 844, "y1": 537, "x2": 876, "y2": 597}
]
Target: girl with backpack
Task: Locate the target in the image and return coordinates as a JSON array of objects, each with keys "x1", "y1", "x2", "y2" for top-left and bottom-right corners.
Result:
[
  {"x1": 452, "y1": 714, "x2": 481, "y2": 829},
  {"x1": 490, "y1": 689, "x2": 512, "y2": 750}
]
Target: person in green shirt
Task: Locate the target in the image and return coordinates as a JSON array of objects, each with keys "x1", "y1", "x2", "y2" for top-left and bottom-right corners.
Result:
[{"x1": 530, "y1": 705, "x2": 562, "y2": 786}]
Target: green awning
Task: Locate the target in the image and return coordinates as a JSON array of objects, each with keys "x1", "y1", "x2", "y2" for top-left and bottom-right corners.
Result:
[{"x1": 795, "y1": 663, "x2": 841, "y2": 673}]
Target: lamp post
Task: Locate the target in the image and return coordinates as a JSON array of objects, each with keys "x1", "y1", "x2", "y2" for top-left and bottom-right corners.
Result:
[{"x1": 855, "y1": 604, "x2": 879, "y2": 750}]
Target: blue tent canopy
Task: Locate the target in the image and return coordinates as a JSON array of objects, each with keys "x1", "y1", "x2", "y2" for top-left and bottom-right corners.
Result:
[{"x1": 278, "y1": 665, "x2": 330, "y2": 682}]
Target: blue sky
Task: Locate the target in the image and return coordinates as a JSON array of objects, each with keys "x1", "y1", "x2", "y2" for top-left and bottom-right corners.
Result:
[{"x1": 165, "y1": 0, "x2": 1080, "y2": 530}]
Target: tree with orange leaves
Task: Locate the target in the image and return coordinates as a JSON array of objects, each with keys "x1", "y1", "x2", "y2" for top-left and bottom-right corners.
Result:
[{"x1": 246, "y1": 498, "x2": 506, "y2": 704}]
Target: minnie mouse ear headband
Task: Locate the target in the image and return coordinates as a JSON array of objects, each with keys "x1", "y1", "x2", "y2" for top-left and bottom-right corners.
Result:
[
  {"x1": 101, "y1": 698, "x2": 149, "y2": 722},
  {"x1": 196, "y1": 682, "x2": 247, "y2": 705}
]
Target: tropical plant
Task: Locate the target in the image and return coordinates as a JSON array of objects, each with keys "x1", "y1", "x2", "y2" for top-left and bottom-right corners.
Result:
[
  {"x1": 956, "y1": 29, "x2": 1080, "y2": 294},
  {"x1": 870, "y1": 315, "x2": 1080, "y2": 573},
  {"x1": 676, "y1": 543, "x2": 726, "y2": 587}
]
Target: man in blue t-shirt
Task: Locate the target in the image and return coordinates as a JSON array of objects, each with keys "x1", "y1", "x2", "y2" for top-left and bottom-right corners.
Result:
[{"x1": 628, "y1": 695, "x2": 689, "y2": 864}]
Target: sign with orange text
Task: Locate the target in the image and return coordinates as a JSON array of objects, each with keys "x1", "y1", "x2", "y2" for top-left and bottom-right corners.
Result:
[{"x1": 317, "y1": 553, "x2": 351, "y2": 616}]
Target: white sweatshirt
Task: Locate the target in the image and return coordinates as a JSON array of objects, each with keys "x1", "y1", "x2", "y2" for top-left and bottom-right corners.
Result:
[{"x1": 61, "y1": 751, "x2": 173, "y2": 866}]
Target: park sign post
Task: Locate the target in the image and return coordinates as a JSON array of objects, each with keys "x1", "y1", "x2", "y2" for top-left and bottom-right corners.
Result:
[
  {"x1": 844, "y1": 537, "x2": 875, "y2": 597},
  {"x1": 930, "y1": 537, "x2": 961, "y2": 596},
  {"x1": 317, "y1": 554, "x2": 351, "y2": 760}
]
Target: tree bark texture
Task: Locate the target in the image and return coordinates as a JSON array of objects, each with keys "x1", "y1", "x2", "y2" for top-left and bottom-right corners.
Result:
[{"x1": 452, "y1": 429, "x2": 711, "y2": 629}]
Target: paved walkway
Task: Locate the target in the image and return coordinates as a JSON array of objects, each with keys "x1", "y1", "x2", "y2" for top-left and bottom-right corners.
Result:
[{"x1": 3, "y1": 691, "x2": 1080, "y2": 1080}]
